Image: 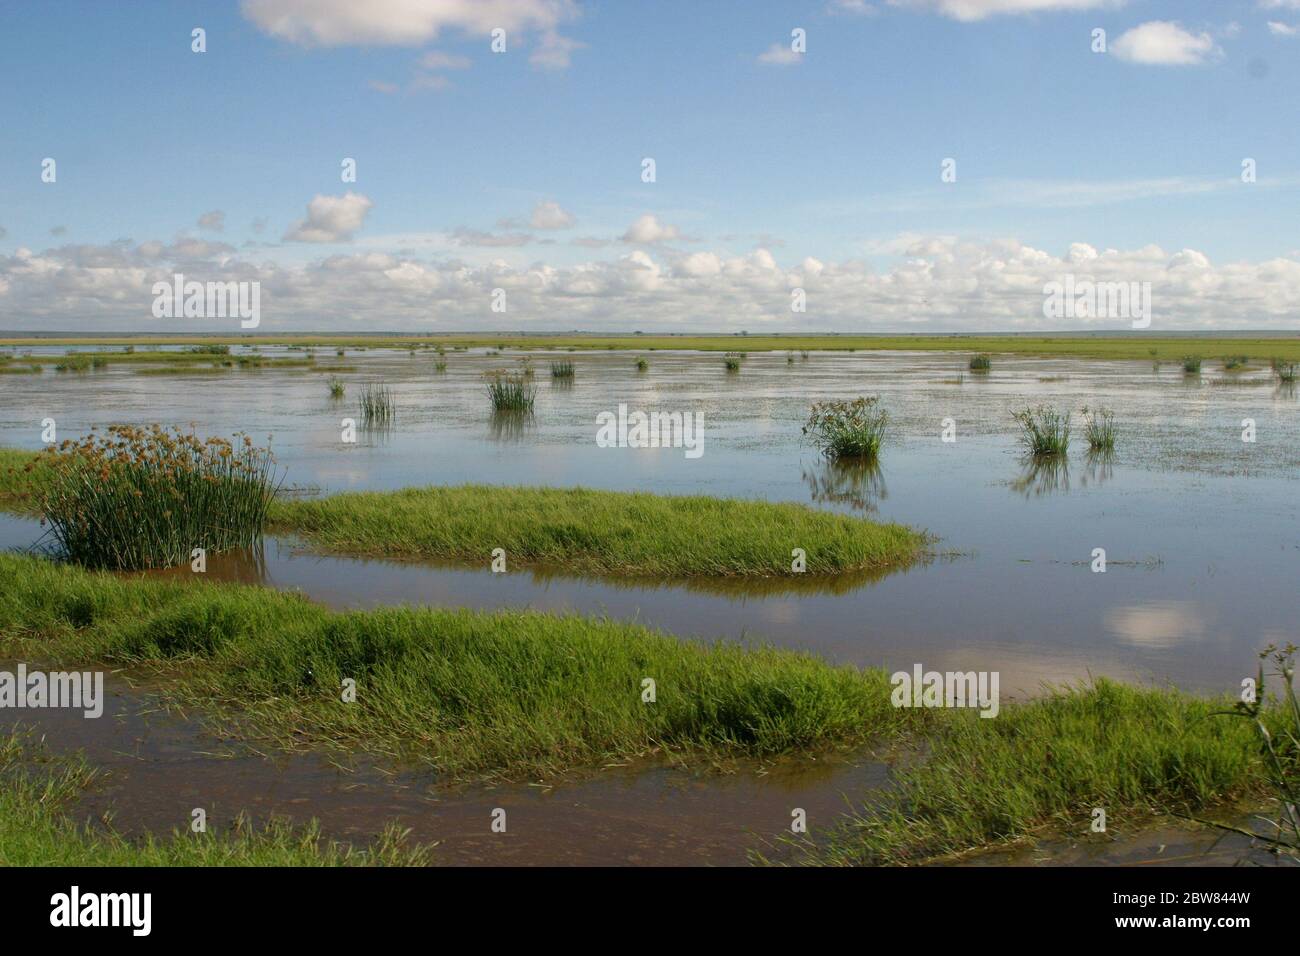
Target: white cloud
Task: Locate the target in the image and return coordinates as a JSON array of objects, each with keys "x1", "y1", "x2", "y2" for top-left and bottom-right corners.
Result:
[
  {"x1": 827, "y1": 0, "x2": 877, "y2": 15},
  {"x1": 419, "y1": 50, "x2": 471, "y2": 70},
  {"x1": 529, "y1": 200, "x2": 575, "y2": 229},
  {"x1": 529, "y1": 29, "x2": 584, "y2": 69},
  {"x1": 1111, "y1": 21, "x2": 1220, "y2": 66},
  {"x1": 6, "y1": 232, "x2": 1300, "y2": 332},
  {"x1": 1268, "y1": 20, "x2": 1299, "y2": 35},
  {"x1": 757, "y1": 43, "x2": 802, "y2": 66},
  {"x1": 240, "y1": 0, "x2": 576, "y2": 46},
  {"x1": 887, "y1": 0, "x2": 1125, "y2": 22},
  {"x1": 621, "y1": 214, "x2": 680, "y2": 244},
  {"x1": 283, "y1": 192, "x2": 374, "y2": 243}
]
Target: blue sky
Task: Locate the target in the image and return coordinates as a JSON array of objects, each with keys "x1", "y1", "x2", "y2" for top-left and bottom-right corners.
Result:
[{"x1": 1, "y1": 0, "x2": 1298, "y2": 332}]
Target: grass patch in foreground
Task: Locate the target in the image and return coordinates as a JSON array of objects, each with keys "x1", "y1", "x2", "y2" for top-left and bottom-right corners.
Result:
[
  {"x1": 793, "y1": 678, "x2": 1286, "y2": 866},
  {"x1": 0, "y1": 729, "x2": 428, "y2": 866},
  {"x1": 270, "y1": 484, "x2": 925, "y2": 577},
  {"x1": 0, "y1": 554, "x2": 922, "y2": 781}
]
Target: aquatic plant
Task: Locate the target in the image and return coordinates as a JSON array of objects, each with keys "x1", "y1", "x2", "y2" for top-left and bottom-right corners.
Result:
[
  {"x1": 485, "y1": 370, "x2": 536, "y2": 412},
  {"x1": 1081, "y1": 405, "x2": 1115, "y2": 451},
  {"x1": 1272, "y1": 360, "x2": 1296, "y2": 383},
  {"x1": 1012, "y1": 404, "x2": 1070, "y2": 456},
  {"x1": 54, "y1": 355, "x2": 91, "y2": 373},
  {"x1": 724, "y1": 357, "x2": 741, "y2": 372},
  {"x1": 969, "y1": 354, "x2": 991, "y2": 372},
  {"x1": 1223, "y1": 355, "x2": 1249, "y2": 370},
  {"x1": 30, "y1": 424, "x2": 278, "y2": 570},
  {"x1": 358, "y1": 383, "x2": 394, "y2": 424},
  {"x1": 803, "y1": 397, "x2": 888, "y2": 462},
  {"x1": 549, "y1": 361, "x2": 575, "y2": 379},
  {"x1": 434, "y1": 361, "x2": 447, "y2": 373},
  {"x1": 326, "y1": 376, "x2": 345, "y2": 399},
  {"x1": 636, "y1": 358, "x2": 649, "y2": 371},
  {"x1": 1182, "y1": 355, "x2": 1203, "y2": 373}
]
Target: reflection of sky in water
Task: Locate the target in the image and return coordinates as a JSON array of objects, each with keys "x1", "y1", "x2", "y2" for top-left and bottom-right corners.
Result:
[{"x1": 1, "y1": 349, "x2": 1296, "y2": 697}]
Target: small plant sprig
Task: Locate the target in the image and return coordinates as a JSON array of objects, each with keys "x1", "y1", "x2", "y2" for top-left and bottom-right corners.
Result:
[{"x1": 803, "y1": 396, "x2": 888, "y2": 462}]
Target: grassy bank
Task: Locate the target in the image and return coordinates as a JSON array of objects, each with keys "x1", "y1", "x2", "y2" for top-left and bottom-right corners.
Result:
[
  {"x1": 5, "y1": 334, "x2": 1300, "y2": 361},
  {"x1": 796, "y1": 678, "x2": 1281, "y2": 866},
  {"x1": 270, "y1": 485, "x2": 926, "y2": 577},
  {"x1": 0, "y1": 453, "x2": 925, "y2": 577},
  {"x1": 0, "y1": 730, "x2": 428, "y2": 866},
  {"x1": 0, "y1": 553, "x2": 922, "y2": 781}
]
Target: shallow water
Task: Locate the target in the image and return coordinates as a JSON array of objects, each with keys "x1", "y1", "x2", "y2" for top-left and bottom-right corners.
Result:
[{"x1": 3, "y1": 348, "x2": 1296, "y2": 696}]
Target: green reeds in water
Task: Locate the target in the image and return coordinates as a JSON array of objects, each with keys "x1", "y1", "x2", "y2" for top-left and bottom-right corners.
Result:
[
  {"x1": 724, "y1": 356, "x2": 741, "y2": 372},
  {"x1": 969, "y1": 353, "x2": 991, "y2": 372},
  {"x1": 1081, "y1": 405, "x2": 1115, "y2": 451},
  {"x1": 636, "y1": 358, "x2": 649, "y2": 371},
  {"x1": 32, "y1": 424, "x2": 279, "y2": 571},
  {"x1": 326, "y1": 376, "x2": 345, "y2": 399},
  {"x1": 1272, "y1": 359, "x2": 1296, "y2": 383},
  {"x1": 1182, "y1": 355, "x2": 1203, "y2": 374},
  {"x1": 54, "y1": 355, "x2": 91, "y2": 373},
  {"x1": 549, "y1": 361, "x2": 575, "y2": 379},
  {"x1": 803, "y1": 396, "x2": 888, "y2": 462},
  {"x1": 486, "y1": 370, "x2": 536, "y2": 412},
  {"x1": 1013, "y1": 404, "x2": 1070, "y2": 456},
  {"x1": 358, "y1": 383, "x2": 394, "y2": 425}
]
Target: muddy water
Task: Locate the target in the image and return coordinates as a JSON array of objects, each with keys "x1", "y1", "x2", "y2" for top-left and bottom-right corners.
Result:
[
  {"x1": 2, "y1": 347, "x2": 1297, "y2": 864},
  {"x1": 0, "y1": 666, "x2": 887, "y2": 866}
]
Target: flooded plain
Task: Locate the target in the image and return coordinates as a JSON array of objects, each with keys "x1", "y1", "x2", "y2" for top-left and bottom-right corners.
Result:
[{"x1": 1, "y1": 345, "x2": 1297, "y2": 864}]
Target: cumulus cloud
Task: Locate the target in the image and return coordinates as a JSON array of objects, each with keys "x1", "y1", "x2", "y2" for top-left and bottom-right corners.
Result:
[
  {"x1": 529, "y1": 200, "x2": 575, "y2": 229},
  {"x1": 450, "y1": 227, "x2": 537, "y2": 247},
  {"x1": 5, "y1": 232, "x2": 1300, "y2": 333},
  {"x1": 622, "y1": 214, "x2": 680, "y2": 244},
  {"x1": 887, "y1": 0, "x2": 1125, "y2": 21},
  {"x1": 197, "y1": 210, "x2": 226, "y2": 232},
  {"x1": 241, "y1": 0, "x2": 577, "y2": 46},
  {"x1": 283, "y1": 192, "x2": 374, "y2": 243},
  {"x1": 757, "y1": 43, "x2": 802, "y2": 66},
  {"x1": 827, "y1": 1, "x2": 877, "y2": 15},
  {"x1": 1268, "y1": 20, "x2": 1299, "y2": 36},
  {"x1": 530, "y1": 30, "x2": 585, "y2": 69},
  {"x1": 1111, "y1": 21, "x2": 1220, "y2": 66},
  {"x1": 419, "y1": 50, "x2": 471, "y2": 70}
]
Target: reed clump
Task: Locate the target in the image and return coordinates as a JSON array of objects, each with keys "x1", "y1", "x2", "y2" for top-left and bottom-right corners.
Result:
[
  {"x1": 486, "y1": 371, "x2": 536, "y2": 412},
  {"x1": 803, "y1": 397, "x2": 888, "y2": 462},
  {"x1": 1013, "y1": 404, "x2": 1070, "y2": 456}
]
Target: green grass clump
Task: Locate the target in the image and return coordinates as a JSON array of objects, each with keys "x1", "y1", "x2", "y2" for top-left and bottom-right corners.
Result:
[
  {"x1": 29, "y1": 425, "x2": 278, "y2": 571},
  {"x1": 434, "y1": 360, "x2": 447, "y2": 373},
  {"x1": 188, "y1": 344, "x2": 231, "y2": 356},
  {"x1": 803, "y1": 397, "x2": 888, "y2": 462},
  {"x1": 800, "y1": 677, "x2": 1285, "y2": 866},
  {"x1": 0, "y1": 364, "x2": 42, "y2": 375},
  {"x1": 549, "y1": 361, "x2": 575, "y2": 379},
  {"x1": 54, "y1": 355, "x2": 91, "y2": 373},
  {"x1": 0, "y1": 730, "x2": 429, "y2": 866},
  {"x1": 1012, "y1": 404, "x2": 1070, "y2": 456},
  {"x1": 636, "y1": 358, "x2": 649, "y2": 371},
  {"x1": 724, "y1": 357, "x2": 741, "y2": 372},
  {"x1": 1182, "y1": 355, "x2": 1203, "y2": 374},
  {"x1": 485, "y1": 371, "x2": 536, "y2": 412},
  {"x1": 0, "y1": 553, "x2": 923, "y2": 780},
  {"x1": 271, "y1": 485, "x2": 925, "y2": 578},
  {"x1": 327, "y1": 376, "x2": 345, "y2": 399},
  {"x1": 1272, "y1": 359, "x2": 1297, "y2": 383},
  {"x1": 1081, "y1": 405, "x2": 1115, "y2": 451},
  {"x1": 1222, "y1": 355, "x2": 1249, "y2": 370},
  {"x1": 969, "y1": 353, "x2": 991, "y2": 372},
  {"x1": 358, "y1": 383, "x2": 394, "y2": 424}
]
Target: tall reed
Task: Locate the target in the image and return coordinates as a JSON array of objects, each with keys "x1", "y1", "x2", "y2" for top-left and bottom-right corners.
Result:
[
  {"x1": 1013, "y1": 404, "x2": 1070, "y2": 456},
  {"x1": 486, "y1": 370, "x2": 536, "y2": 412}
]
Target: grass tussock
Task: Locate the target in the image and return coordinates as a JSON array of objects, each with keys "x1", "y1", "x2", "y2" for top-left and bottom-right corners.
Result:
[
  {"x1": 1013, "y1": 404, "x2": 1070, "y2": 456},
  {"x1": 357, "y1": 383, "x2": 394, "y2": 424},
  {"x1": 803, "y1": 397, "x2": 888, "y2": 462},
  {"x1": 326, "y1": 376, "x2": 346, "y2": 399},
  {"x1": 1182, "y1": 355, "x2": 1203, "y2": 374},
  {"x1": 1081, "y1": 405, "x2": 1115, "y2": 451},
  {"x1": 549, "y1": 360, "x2": 574, "y2": 379},
  {"x1": 968, "y1": 353, "x2": 991, "y2": 372},
  {"x1": 485, "y1": 370, "x2": 536, "y2": 412},
  {"x1": 0, "y1": 729, "x2": 429, "y2": 866},
  {"x1": 28, "y1": 425, "x2": 278, "y2": 570},
  {"x1": 0, "y1": 554, "x2": 923, "y2": 781},
  {"x1": 272, "y1": 484, "x2": 925, "y2": 578}
]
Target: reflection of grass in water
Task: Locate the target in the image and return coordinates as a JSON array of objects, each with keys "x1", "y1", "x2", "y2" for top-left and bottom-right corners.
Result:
[
  {"x1": 488, "y1": 409, "x2": 533, "y2": 442},
  {"x1": 0, "y1": 729, "x2": 430, "y2": 865},
  {"x1": 802, "y1": 458, "x2": 887, "y2": 513},
  {"x1": 1082, "y1": 447, "x2": 1115, "y2": 487},
  {"x1": 1010, "y1": 454, "x2": 1069, "y2": 497}
]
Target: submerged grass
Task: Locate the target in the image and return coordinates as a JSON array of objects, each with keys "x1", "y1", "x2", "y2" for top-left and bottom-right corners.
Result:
[
  {"x1": 0, "y1": 729, "x2": 429, "y2": 866},
  {"x1": 271, "y1": 484, "x2": 926, "y2": 578},
  {"x1": 797, "y1": 677, "x2": 1287, "y2": 866},
  {"x1": 0, "y1": 553, "x2": 922, "y2": 781}
]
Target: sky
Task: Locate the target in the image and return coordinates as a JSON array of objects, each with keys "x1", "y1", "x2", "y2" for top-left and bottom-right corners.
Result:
[{"x1": 0, "y1": 0, "x2": 1298, "y2": 333}]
